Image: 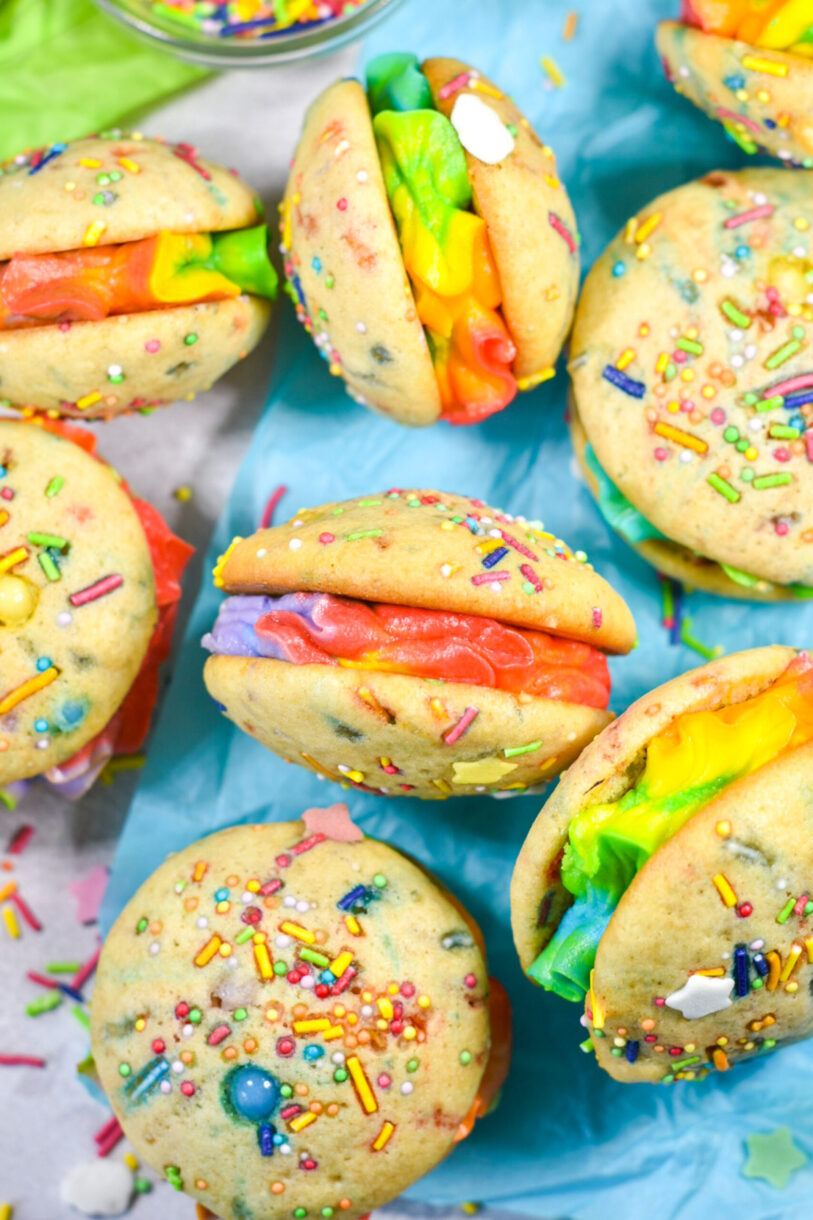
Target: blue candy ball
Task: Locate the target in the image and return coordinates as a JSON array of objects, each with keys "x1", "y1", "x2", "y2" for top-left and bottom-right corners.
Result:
[{"x1": 229, "y1": 1066, "x2": 279, "y2": 1121}]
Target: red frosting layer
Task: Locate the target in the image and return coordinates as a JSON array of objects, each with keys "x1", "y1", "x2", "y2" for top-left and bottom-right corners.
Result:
[{"x1": 255, "y1": 595, "x2": 611, "y2": 708}]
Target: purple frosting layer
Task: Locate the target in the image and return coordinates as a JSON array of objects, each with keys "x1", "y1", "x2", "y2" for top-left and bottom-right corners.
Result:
[{"x1": 201, "y1": 593, "x2": 322, "y2": 659}]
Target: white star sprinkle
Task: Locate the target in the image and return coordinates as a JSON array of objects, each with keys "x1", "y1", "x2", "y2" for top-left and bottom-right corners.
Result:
[{"x1": 665, "y1": 973, "x2": 734, "y2": 1019}]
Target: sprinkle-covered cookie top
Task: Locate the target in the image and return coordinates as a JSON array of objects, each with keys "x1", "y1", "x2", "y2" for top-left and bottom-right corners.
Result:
[
  {"x1": 215, "y1": 489, "x2": 636, "y2": 654},
  {"x1": 0, "y1": 421, "x2": 156, "y2": 783},
  {"x1": 91, "y1": 811, "x2": 493, "y2": 1220},
  {"x1": 571, "y1": 169, "x2": 813, "y2": 588},
  {"x1": 0, "y1": 135, "x2": 260, "y2": 260}
]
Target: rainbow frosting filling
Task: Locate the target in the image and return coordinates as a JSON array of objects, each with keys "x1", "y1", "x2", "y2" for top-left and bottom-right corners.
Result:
[
  {"x1": 530, "y1": 655, "x2": 813, "y2": 1000},
  {"x1": 202, "y1": 592, "x2": 612, "y2": 708},
  {"x1": 0, "y1": 226, "x2": 277, "y2": 329},
  {"x1": 682, "y1": 0, "x2": 813, "y2": 53},
  {"x1": 366, "y1": 53, "x2": 518, "y2": 425}
]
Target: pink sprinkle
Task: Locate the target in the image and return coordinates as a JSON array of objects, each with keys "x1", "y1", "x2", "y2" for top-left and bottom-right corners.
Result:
[
  {"x1": 674, "y1": 349, "x2": 686, "y2": 364},
  {"x1": 464, "y1": 973, "x2": 477, "y2": 988},
  {"x1": 520, "y1": 563, "x2": 544, "y2": 593},
  {"x1": 794, "y1": 894, "x2": 809, "y2": 916},
  {"x1": 716, "y1": 107, "x2": 762, "y2": 135},
  {"x1": 592, "y1": 607, "x2": 603, "y2": 628},
  {"x1": 548, "y1": 210, "x2": 576, "y2": 254},
  {"x1": 72, "y1": 946, "x2": 101, "y2": 991},
  {"x1": 724, "y1": 204, "x2": 775, "y2": 229},
  {"x1": 260, "y1": 484, "x2": 287, "y2": 529},
  {"x1": 291, "y1": 832, "x2": 326, "y2": 856},
  {"x1": 94, "y1": 1115, "x2": 121, "y2": 1145},
  {"x1": 775, "y1": 521, "x2": 789, "y2": 536},
  {"x1": 654, "y1": 447, "x2": 669, "y2": 461},
  {"x1": 275, "y1": 854, "x2": 291, "y2": 869},
  {"x1": 69, "y1": 573, "x2": 123, "y2": 607},
  {"x1": 774, "y1": 447, "x2": 790, "y2": 462},
  {"x1": 438, "y1": 72, "x2": 470, "y2": 100},
  {"x1": 7, "y1": 824, "x2": 34, "y2": 854},
  {"x1": 259, "y1": 878, "x2": 283, "y2": 897},
  {"x1": 144, "y1": 339, "x2": 161, "y2": 353},
  {"x1": 58, "y1": 322, "x2": 71, "y2": 333},
  {"x1": 319, "y1": 532, "x2": 335, "y2": 545},
  {"x1": 767, "y1": 373, "x2": 813, "y2": 398},
  {"x1": 500, "y1": 531, "x2": 538, "y2": 562},
  {"x1": 11, "y1": 891, "x2": 42, "y2": 931},
  {"x1": 207, "y1": 1023, "x2": 231, "y2": 1046},
  {"x1": 654, "y1": 997, "x2": 666, "y2": 1007},
  {"x1": 471, "y1": 570, "x2": 510, "y2": 585},
  {"x1": 400, "y1": 982, "x2": 415, "y2": 997},
  {"x1": 443, "y1": 706, "x2": 479, "y2": 746},
  {"x1": 806, "y1": 430, "x2": 813, "y2": 462},
  {"x1": 1, "y1": 487, "x2": 13, "y2": 501},
  {"x1": 0, "y1": 1055, "x2": 46, "y2": 1067},
  {"x1": 96, "y1": 1120, "x2": 124, "y2": 1158},
  {"x1": 180, "y1": 1082, "x2": 195, "y2": 1096},
  {"x1": 337, "y1": 197, "x2": 348, "y2": 210},
  {"x1": 377, "y1": 1073, "x2": 392, "y2": 1088},
  {"x1": 710, "y1": 408, "x2": 726, "y2": 425}
]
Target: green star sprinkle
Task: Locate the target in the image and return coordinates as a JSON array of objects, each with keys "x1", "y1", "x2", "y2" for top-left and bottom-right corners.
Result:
[{"x1": 743, "y1": 1128, "x2": 807, "y2": 1189}]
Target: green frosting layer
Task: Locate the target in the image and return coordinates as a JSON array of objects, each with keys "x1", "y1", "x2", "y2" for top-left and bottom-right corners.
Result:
[
  {"x1": 367, "y1": 52, "x2": 433, "y2": 114},
  {"x1": 584, "y1": 444, "x2": 666, "y2": 545},
  {"x1": 372, "y1": 108, "x2": 472, "y2": 248},
  {"x1": 208, "y1": 225, "x2": 278, "y2": 300}
]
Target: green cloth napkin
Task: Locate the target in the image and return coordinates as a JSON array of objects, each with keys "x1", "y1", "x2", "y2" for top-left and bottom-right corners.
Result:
[{"x1": 0, "y1": 0, "x2": 208, "y2": 162}]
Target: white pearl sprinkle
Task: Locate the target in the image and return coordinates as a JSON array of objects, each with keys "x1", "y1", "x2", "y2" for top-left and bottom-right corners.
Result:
[
  {"x1": 196, "y1": 917, "x2": 209, "y2": 929},
  {"x1": 400, "y1": 1082, "x2": 414, "y2": 1095},
  {"x1": 283, "y1": 895, "x2": 297, "y2": 908},
  {"x1": 276, "y1": 934, "x2": 292, "y2": 949},
  {"x1": 172, "y1": 1061, "x2": 184, "y2": 1074},
  {"x1": 148, "y1": 942, "x2": 160, "y2": 956},
  {"x1": 160, "y1": 1080, "x2": 171, "y2": 1094},
  {"x1": 296, "y1": 900, "x2": 309, "y2": 914},
  {"x1": 289, "y1": 538, "x2": 302, "y2": 551},
  {"x1": 256, "y1": 548, "x2": 267, "y2": 559}
]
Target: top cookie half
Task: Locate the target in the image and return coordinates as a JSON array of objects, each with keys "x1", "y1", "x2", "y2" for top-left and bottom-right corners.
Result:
[{"x1": 570, "y1": 168, "x2": 813, "y2": 590}]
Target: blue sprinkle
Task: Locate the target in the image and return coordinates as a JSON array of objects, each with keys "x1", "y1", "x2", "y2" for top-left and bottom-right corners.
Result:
[
  {"x1": 214, "y1": 887, "x2": 230, "y2": 902},
  {"x1": 482, "y1": 546, "x2": 509, "y2": 570},
  {"x1": 34, "y1": 719, "x2": 48, "y2": 733},
  {"x1": 273, "y1": 1132, "x2": 284, "y2": 1146},
  {"x1": 320, "y1": 970, "x2": 336, "y2": 985},
  {"x1": 27, "y1": 142, "x2": 67, "y2": 175},
  {"x1": 311, "y1": 257, "x2": 322, "y2": 273},
  {"x1": 735, "y1": 245, "x2": 750, "y2": 259},
  {"x1": 625, "y1": 1040, "x2": 640, "y2": 1064},
  {"x1": 764, "y1": 118, "x2": 777, "y2": 129},
  {"x1": 0, "y1": 466, "x2": 6, "y2": 478},
  {"x1": 337, "y1": 884, "x2": 369, "y2": 911},
  {"x1": 125, "y1": 1056, "x2": 169, "y2": 1103},
  {"x1": 724, "y1": 75, "x2": 745, "y2": 91},
  {"x1": 36, "y1": 657, "x2": 52, "y2": 672},
  {"x1": 790, "y1": 414, "x2": 805, "y2": 431},
  {"x1": 733, "y1": 944, "x2": 750, "y2": 998},
  {"x1": 753, "y1": 952, "x2": 769, "y2": 978},
  {"x1": 258, "y1": 1122, "x2": 275, "y2": 1156},
  {"x1": 612, "y1": 261, "x2": 626, "y2": 277},
  {"x1": 602, "y1": 364, "x2": 645, "y2": 398},
  {"x1": 303, "y1": 1045, "x2": 325, "y2": 1062},
  {"x1": 781, "y1": 390, "x2": 813, "y2": 412}
]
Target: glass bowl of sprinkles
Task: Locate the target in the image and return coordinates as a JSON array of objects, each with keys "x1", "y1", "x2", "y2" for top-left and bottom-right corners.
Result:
[{"x1": 93, "y1": 0, "x2": 406, "y2": 67}]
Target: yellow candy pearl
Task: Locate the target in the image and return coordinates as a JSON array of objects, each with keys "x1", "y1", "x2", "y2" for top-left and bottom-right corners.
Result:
[{"x1": 0, "y1": 574, "x2": 39, "y2": 626}]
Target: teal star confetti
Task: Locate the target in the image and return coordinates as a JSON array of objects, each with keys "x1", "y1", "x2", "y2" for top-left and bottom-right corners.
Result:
[{"x1": 743, "y1": 1128, "x2": 807, "y2": 1189}]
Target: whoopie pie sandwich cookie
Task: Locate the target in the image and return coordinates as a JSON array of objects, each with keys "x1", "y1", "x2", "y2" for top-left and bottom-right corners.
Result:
[
  {"x1": 282, "y1": 52, "x2": 579, "y2": 426},
  {"x1": 511, "y1": 646, "x2": 813, "y2": 1084},
  {"x1": 0, "y1": 135, "x2": 277, "y2": 419},
  {"x1": 570, "y1": 167, "x2": 813, "y2": 600},
  {"x1": 0, "y1": 419, "x2": 192, "y2": 797},
  {"x1": 91, "y1": 805, "x2": 511, "y2": 1220},
  {"x1": 201, "y1": 489, "x2": 636, "y2": 800},
  {"x1": 658, "y1": 2, "x2": 813, "y2": 164}
]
